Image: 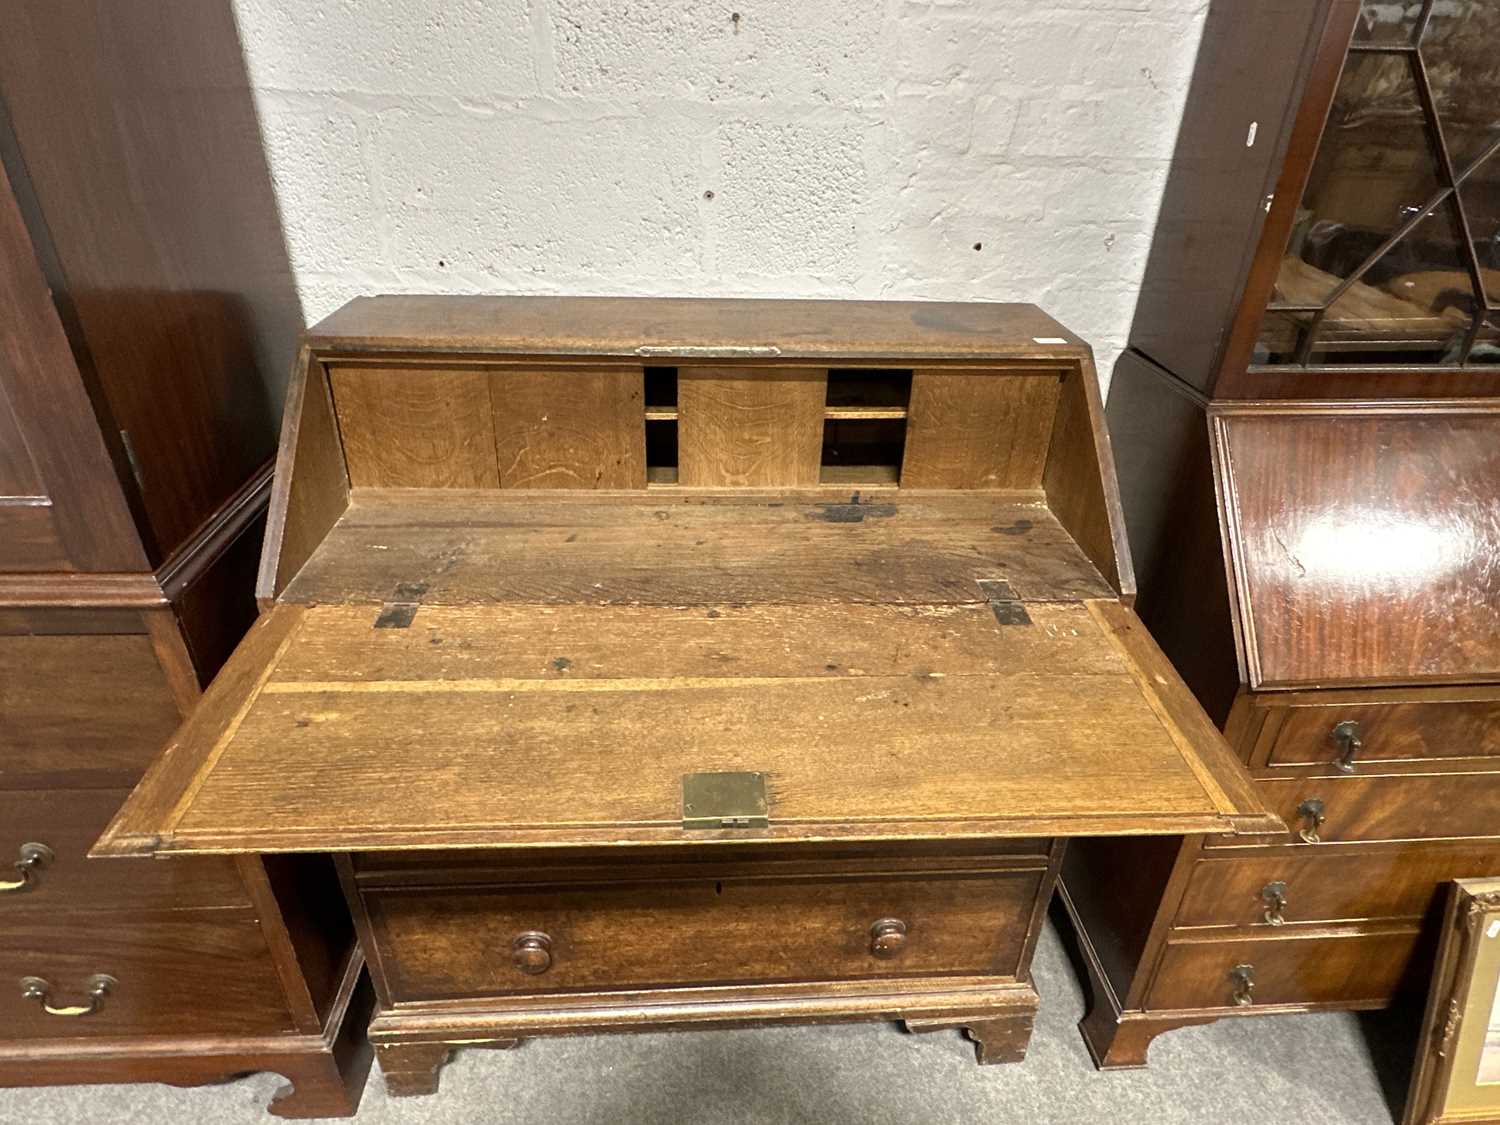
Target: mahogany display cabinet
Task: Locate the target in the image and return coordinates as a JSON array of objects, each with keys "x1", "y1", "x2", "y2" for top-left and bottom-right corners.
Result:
[
  {"x1": 97, "y1": 295, "x2": 1280, "y2": 1099},
  {"x1": 1062, "y1": 0, "x2": 1500, "y2": 1068}
]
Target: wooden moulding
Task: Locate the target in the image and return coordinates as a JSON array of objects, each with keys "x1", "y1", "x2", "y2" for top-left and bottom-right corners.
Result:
[
  {"x1": 0, "y1": 458, "x2": 269, "y2": 615},
  {"x1": 366, "y1": 977, "x2": 1043, "y2": 1087}
]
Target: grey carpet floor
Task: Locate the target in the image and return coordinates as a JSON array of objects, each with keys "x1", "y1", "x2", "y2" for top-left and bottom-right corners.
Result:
[{"x1": 0, "y1": 910, "x2": 1419, "y2": 1124}]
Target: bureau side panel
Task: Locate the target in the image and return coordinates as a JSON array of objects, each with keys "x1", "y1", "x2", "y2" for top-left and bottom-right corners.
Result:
[
  {"x1": 1128, "y1": 0, "x2": 1330, "y2": 389},
  {"x1": 1105, "y1": 352, "x2": 1240, "y2": 724}
]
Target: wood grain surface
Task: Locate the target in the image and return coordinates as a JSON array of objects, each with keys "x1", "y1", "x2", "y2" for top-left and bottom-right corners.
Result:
[
  {"x1": 0, "y1": 909, "x2": 293, "y2": 1037},
  {"x1": 1263, "y1": 693, "x2": 1500, "y2": 768},
  {"x1": 902, "y1": 371, "x2": 1060, "y2": 488},
  {"x1": 0, "y1": 2, "x2": 298, "y2": 557},
  {"x1": 677, "y1": 367, "x2": 825, "y2": 487},
  {"x1": 1146, "y1": 924, "x2": 1421, "y2": 1011},
  {"x1": 304, "y1": 296, "x2": 1086, "y2": 362},
  {"x1": 0, "y1": 789, "x2": 246, "y2": 913},
  {"x1": 367, "y1": 871, "x2": 1039, "y2": 1000},
  {"x1": 0, "y1": 161, "x2": 144, "y2": 571},
  {"x1": 278, "y1": 489, "x2": 1113, "y2": 607},
  {"x1": 331, "y1": 368, "x2": 499, "y2": 489},
  {"x1": 1206, "y1": 771, "x2": 1500, "y2": 848},
  {"x1": 98, "y1": 597, "x2": 1272, "y2": 855},
  {"x1": 1216, "y1": 408, "x2": 1500, "y2": 687},
  {"x1": 259, "y1": 356, "x2": 349, "y2": 602},
  {"x1": 492, "y1": 368, "x2": 645, "y2": 489},
  {"x1": 1175, "y1": 843, "x2": 1500, "y2": 928},
  {"x1": 0, "y1": 633, "x2": 182, "y2": 787}
]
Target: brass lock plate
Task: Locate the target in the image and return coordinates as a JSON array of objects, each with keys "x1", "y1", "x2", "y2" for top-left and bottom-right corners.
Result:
[{"x1": 682, "y1": 771, "x2": 769, "y2": 830}]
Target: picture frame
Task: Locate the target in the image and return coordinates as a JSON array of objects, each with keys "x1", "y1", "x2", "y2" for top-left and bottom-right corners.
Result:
[{"x1": 1406, "y1": 878, "x2": 1500, "y2": 1125}]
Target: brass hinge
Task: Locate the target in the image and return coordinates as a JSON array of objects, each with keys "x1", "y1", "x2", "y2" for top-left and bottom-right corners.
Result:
[{"x1": 682, "y1": 771, "x2": 769, "y2": 830}]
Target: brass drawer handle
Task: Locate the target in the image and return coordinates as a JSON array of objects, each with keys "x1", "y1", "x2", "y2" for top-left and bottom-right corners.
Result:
[
  {"x1": 1296, "y1": 798, "x2": 1325, "y2": 844},
  {"x1": 1229, "y1": 963, "x2": 1255, "y2": 1007},
  {"x1": 512, "y1": 932, "x2": 553, "y2": 975},
  {"x1": 869, "y1": 917, "x2": 908, "y2": 959},
  {"x1": 0, "y1": 843, "x2": 54, "y2": 894},
  {"x1": 1329, "y1": 721, "x2": 1363, "y2": 774},
  {"x1": 19, "y1": 974, "x2": 116, "y2": 1017},
  {"x1": 1260, "y1": 880, "x2": 1288, "y2": 926}
]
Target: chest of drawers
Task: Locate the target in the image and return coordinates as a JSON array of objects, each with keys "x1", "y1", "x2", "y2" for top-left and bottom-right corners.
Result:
[
  {"x1": 1057, "y1": 0, "x2": 1500, "y2": 1072},
  {"x1": 96, "y1": 296, "x2": 1277, "y2": 1097},
  {"x1": 1061, "y1": 392, "x2": 1500, "y2": 1067},
  {"x1": 0, "y1": 25, "x2": 367, "y2": 1108}
]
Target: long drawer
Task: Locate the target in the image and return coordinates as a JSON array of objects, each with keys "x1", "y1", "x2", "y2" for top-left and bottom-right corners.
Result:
[
  {"x1": 1146, "y1": 927, "x2": 1423, "y2": 1012},
  {"x1": 1175, "y1": 843, "x2": 1500, "y2": 929},
  {"x1": 1204, "y1": 771, "x2": 1500, "y2": 848},
  {"x1": 0, "y1": 633, "x2": 181, "y2": 787},
  {"x1": 0, "y1": 788, "x2": 247, "y2": 912},
  {"x1": 0, "y1": 909, "x2": 293, "y2": 1038},
  {"x1": 1261, "y1": 696, "x2": 1500, "y2": 771},
  {"x1": 365, "y1": 870, "x2": 1043, "y2": 1002}
]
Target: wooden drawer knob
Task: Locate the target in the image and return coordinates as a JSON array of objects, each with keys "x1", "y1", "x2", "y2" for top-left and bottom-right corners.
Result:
[
  {"x1": 511, "y1": 931, "x2": 553, "y2": 975},
  {"x1": 869, "y1": 918, "x2": 908, "y2": 959}
]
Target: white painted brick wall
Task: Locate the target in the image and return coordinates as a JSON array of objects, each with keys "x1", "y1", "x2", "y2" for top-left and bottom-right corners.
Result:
[{"x1": 231, "y1": 0, "x2": 1209, "y2": 385}]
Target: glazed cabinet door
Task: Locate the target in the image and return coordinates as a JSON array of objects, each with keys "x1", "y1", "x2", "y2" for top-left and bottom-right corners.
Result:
[{"x1": 1249, "y1": 4, "x2": 1500, "y2": 370}]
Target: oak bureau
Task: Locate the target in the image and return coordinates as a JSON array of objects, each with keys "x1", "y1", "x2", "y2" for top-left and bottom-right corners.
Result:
[{"x1": 97, "y1": 296, "x2": 1279, "y2": 1098}]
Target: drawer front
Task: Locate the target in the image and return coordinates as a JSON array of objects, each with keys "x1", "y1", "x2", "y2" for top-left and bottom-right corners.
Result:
[
  {"x1": 1175, "y1": 844, "x2": 1500, "y2": 929},
  {"x1": 1205, "y1": 773, "x2": 1500, "y2": 848},
  {"x1": 1265, "y1": 699, "x2": 1500, "y2": 770},
  {"x1": 0, "y1": 789, "x2": 247, "y2": 912},
  {"x1": 0, "y1": 634, "x2": 181, "y2": 787},
  {"x1": 1146, "y1": 928, "x2": 1422, "y2": 1012},
  {"x1": 368, "y1": 871, "x2": 1042, "y2": 1001},
  {"x1": 0, "y1": 910, "x2": 293, "y2": 1038}
]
